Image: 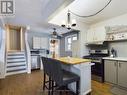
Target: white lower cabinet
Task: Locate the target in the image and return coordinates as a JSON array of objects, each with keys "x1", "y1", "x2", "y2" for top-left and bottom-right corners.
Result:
[
  {"x1": 104, "y1": 60, "x2": 117, "y2": 84},
  {"x1": 118, "y1": 61, "x2": 127, "y2": 88},
  {"x1": 105, "y1": 60, "x2": 127, "y2": 88}
]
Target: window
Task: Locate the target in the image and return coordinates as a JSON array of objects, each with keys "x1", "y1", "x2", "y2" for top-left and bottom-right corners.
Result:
[
  {"x1": 72, "y1": 35, "x2": 77, "y2": 41},
  {"x1": 65, "y1": 34, "x2": 78, "y2": 51}
]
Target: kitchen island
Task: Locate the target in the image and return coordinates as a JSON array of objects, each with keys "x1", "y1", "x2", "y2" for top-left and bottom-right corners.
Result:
[{"x1": 56, "y1": 57, "x2": 94, "y2": 95}]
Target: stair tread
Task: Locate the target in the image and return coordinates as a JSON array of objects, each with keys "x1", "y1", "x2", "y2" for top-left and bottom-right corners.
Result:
[
  {"x1": 7, "y1": 59, "x2": 26, "y2": 62},
  {"x1": 6, "y1": 70, "x2": 27, "y2": 76},
  {"x1": 7, "y1": 62, "x2": 26, "y2": 66},
  {"x1": 6, "y1": 66, "x2": 27, "y2": 71}
]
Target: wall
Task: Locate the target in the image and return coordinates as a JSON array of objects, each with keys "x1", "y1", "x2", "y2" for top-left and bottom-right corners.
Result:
[
  {"x1": 0, "y1": 28, "x2": 5, "y2": 78},
  {"x1": 76, "y1": 22, "x2": 89, "y2": 57},
  {"x1": 27, "y1": 31, "x2": 50, "y2": 49},
  {"x1": 90, "y1": 13, "x2": 127, "y2": 57},
  {"x1": 0, "y1": 27, "x2": 2, "y2": 48}
]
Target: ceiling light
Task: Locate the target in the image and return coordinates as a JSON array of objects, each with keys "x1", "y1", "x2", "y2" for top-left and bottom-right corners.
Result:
[{"x1": 61, "y1": 10, "x2": 76, "y2": 30}]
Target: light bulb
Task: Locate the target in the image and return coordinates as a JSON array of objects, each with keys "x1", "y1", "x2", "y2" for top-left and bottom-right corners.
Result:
[
  {"x1": 61, "y1": 20, "x2": 66, "y2": 27},
  {"x1": 71, "y1": 19, "x2": 76, "y2": 26}
]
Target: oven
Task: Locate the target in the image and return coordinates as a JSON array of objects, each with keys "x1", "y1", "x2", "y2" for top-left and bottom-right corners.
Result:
[
  {"x1": 91, "y1": 58, "x2": 104, "y2": 82},
  {"x1": 83, "y1": 49, "x2": 109, "y2": 82}
]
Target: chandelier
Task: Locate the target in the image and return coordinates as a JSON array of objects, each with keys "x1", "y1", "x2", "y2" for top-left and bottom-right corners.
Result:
[
  {"x1": 61, "y1": 0, "x2": 112, "y2": 30},
  {"x1": 61, "y1": 10, "x2": 76, "y2": 30}
]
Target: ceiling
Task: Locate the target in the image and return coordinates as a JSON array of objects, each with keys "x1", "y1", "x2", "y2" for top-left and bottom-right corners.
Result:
[
  {"x1": 1, "y1": 0, "x2": 127, "y2": 34},
  {"x1": 49, "y1": 0, "x2": 127, "y2": 25},
  {"x1": 1, "y1": 0, "x2": 74, "y2": 33}
]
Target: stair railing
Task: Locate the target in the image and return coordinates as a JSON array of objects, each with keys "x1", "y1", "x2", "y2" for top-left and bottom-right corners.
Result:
[
  {"x1": 0, "y1": 28, "x2": 6, "y2": 78},
  {"x1": 25, "y1": 31, "x2": 31, "y2": 73}
]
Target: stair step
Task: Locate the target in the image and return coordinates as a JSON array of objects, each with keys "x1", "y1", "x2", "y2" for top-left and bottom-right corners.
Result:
[
  {"x1": 7, "y1": 62, "x2": 26, "y2": 67},
  {"x1": 8, "y1": 53, "x2": 25, "y2": 56},
  {"x1": 6, "y1": 66, "x2": 26, "y2": 71},
  {"x1": 7, "y1": 52, "x2": 25, "y2": 56},
  {"x1": 6, "y1": 70, "x2": 27, "y2": 76},
  {"x1": 7, "y1": 59, "x2": 26, "y2": 63},
  {"x1": 7, "y1": 52, "x2": 25, "y2": 54},
  {"x1": 6, "y1": 51, "x2": 27, "y2": 76},
  {"x1": 7, "y1": 55, "x2": 25, "y2": 59}
]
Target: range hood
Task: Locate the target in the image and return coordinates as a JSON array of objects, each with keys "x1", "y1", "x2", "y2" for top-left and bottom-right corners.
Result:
[{"x1": 86, "y1": 41, "x2": 104, "y2": 45}]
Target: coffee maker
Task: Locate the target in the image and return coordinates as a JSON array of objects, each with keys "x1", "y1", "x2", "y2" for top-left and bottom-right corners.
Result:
[{"x1": 110, "y1": 48, "x2": 117, "y2": 57}]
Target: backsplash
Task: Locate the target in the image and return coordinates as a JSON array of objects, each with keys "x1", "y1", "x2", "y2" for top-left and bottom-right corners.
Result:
[{"x1": 109, "y1": 41, "x2": 127, "y2": 57}]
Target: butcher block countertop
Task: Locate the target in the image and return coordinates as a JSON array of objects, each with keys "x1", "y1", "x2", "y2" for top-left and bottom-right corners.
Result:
[{"x1": 56, "y1": 57, "x2": 91, "y2": 65}]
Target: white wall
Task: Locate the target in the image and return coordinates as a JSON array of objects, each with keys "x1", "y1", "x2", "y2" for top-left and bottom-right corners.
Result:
[
  {"x1": 90, "y1": 13, "x2": 127, "y2": 28},
  {"x1": 73, "y1": 22, "x2": 89, "y2": 57},
  {"x1": 0, "y1": 28, "x2": 6, "y2": 78}
]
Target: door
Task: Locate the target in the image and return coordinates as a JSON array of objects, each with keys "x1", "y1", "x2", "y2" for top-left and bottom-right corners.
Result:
[
  {"x1": 104, "y1": 60, "x2": 117, "y2": 84},
  {"x1": 118, "y1": 61, "x2": 127, "y2": 88}
]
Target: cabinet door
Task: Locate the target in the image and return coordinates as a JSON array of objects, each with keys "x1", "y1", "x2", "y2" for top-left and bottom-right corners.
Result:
[
  {"x1": 104, "y1": 60, "x2": 117, "y2": 84},
  {"x1": 86, "y1": 29, "x2": 94, "y2": 43},
  {"x1": 94, "y1": 27, "x2": 106, "y2": 42},
  {"x1": 118, "y1": 61, "x2": 127, "y2": 88},
  {"x1": 40, "y1": 37, "x2": 48, "y2": 49},
  {"x1": 31, "y1": 56, "x2": 38, "y2": 69},
  {"x1": 33, "y1": 37, "x2": 41, "y2": 49}
]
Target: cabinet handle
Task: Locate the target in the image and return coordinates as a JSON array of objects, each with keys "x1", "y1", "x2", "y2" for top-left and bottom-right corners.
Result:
[{"x1": 119, "y1": 62, "x2": 121, "y2": 68}]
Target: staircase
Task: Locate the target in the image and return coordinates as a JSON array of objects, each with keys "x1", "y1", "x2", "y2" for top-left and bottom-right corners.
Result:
[{"x1": 6, "y1": 52, "x2": 27, "y2": 76}]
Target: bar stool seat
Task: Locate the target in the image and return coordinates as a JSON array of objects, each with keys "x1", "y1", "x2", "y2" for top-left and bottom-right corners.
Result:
[{"x1": 62, "y1": 70, "x2": 80, "y2": 86}]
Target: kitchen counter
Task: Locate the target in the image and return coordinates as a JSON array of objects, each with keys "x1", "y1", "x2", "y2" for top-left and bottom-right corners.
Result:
[
  {"x1": 56, "y1": 57, "x2": 93, "y2": 95},
  {"x1": 103, "y1": 57, "x2": 127, "y2": 61},
  {"x1": 56, "y1": 57, "x2": 91, "y2": 65}
]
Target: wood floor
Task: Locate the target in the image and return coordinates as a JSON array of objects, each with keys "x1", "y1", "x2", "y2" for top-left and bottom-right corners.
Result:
[{"x1": 0, "y1": 70, "x2": 113, "y2": 95}]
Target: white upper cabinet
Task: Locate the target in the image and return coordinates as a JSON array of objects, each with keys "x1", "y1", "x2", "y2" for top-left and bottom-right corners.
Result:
[
  {"x1": 86, "y1": 28, "x2": 94, "y2": 43},
  {"x1": 33, "y1": 37, "x2": 49, "y2": 49},
  {"x1": 86, "y1": 26, "x2": 106, "y2": 43}
]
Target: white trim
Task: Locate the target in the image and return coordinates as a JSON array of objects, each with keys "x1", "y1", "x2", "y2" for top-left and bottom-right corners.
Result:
[
  {"x1": 65, "y1": 34, "x2": 78, "y2": 51},
  {"x1": 6, "y1": 70, "x2": 27, "y2": 76},
  {"x1": 25, "y1": 31, "x2": 31, "y2": 74}
]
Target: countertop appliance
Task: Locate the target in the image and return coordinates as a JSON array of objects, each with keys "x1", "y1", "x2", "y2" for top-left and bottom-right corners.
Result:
[
  {"x1": 83, "y1": 49, "x2": 109, "y2": 82},
  {"x1": 110, "y1": 48, "x2": 117, "y2": 57}
]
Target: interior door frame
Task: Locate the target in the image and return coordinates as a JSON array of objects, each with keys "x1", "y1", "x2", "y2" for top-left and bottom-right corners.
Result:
[{"x1": 5, "y1": 25, "x2": 25, "y2": 52}]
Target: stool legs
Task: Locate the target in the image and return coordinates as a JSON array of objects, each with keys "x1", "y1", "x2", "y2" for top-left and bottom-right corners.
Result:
[
  {"x1": 43, "y1": 73, "x2": 46, "y2": 90},
  {"x1": 48, "y1": 77, "x2": 52, "y2": 95},
  {"x1": 51, "y1": 80, "x2": 54, "y2": 95},
  {"x1": 76, "y1": 81, "x2": 79, "y2": 95}
]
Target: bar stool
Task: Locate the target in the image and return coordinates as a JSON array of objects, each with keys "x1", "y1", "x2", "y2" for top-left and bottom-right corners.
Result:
[
  {"x1": 47, "y1": 58, "x2": 80, "y2": 95},
  {"x1": 41, "y1": 57, "x2": 52, "y2": 95}
]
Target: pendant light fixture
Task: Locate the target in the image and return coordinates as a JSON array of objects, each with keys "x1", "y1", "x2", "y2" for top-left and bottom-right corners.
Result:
[
  {"x1": 61, "y1": 10, "x2": 76, "y2": 30},
  {"x1": 61, "y1": 0, "x2": 112, "y2": 30}
]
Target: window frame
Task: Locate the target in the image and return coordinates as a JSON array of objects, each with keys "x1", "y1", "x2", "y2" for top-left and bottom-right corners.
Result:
[{"x1": 65, "y1": 34, "x2": 78, "y2": 51}]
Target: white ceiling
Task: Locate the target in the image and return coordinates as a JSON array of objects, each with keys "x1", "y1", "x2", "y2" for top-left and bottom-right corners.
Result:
[
  {"x1": 50, "y1": 0, "x2": 127, "y2": 25},
  {"x1": 1, "y1": 0, "x2": 74, "y2": 33},
  {"x1": 2, "y1": 0, "x2": 127, "y2": 34}
]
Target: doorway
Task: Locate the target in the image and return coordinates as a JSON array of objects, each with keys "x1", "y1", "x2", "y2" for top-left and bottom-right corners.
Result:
[{"x1": 6, "y1": 25, "x2": 25, "y2": 52}]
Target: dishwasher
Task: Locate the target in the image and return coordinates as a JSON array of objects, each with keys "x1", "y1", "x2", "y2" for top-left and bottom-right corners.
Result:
[{"x1": 31, "y1": 55, "x2": 40, "y2": 69}]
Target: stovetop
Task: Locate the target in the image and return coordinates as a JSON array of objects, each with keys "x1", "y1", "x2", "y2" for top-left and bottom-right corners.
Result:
[{"x1": 83, "y1": 54, "x2": 109, "y2": 59}]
